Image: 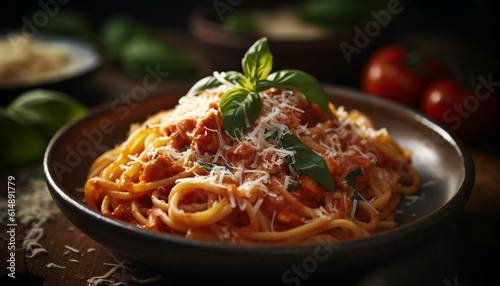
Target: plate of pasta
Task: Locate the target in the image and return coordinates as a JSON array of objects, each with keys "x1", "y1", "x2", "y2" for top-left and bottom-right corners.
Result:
[{"x1": 44, "y1": 38, "x2": 474, "y2": 282}]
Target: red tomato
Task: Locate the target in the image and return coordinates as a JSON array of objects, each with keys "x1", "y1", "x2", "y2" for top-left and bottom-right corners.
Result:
[
  {"x1": 421, "y1": 78, "x2": 500, "y2": 140},
  {"x1": 362, "y1": 45, "x2": 448, "y2": 108}
]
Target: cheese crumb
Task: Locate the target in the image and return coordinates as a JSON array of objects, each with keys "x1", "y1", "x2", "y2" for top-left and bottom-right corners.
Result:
[
  {"x1": 64, "y1": 245, "x2": 83, "y2": 256},
  {"x1": 46, "y1": 263, "x2": 66, "y2": 269}
]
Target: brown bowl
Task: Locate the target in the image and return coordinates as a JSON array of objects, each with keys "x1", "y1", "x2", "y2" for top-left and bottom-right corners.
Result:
[
  {"x1": 189, "y1": 5, "x2": 393, "y2": 84},
  {"x1": 44, "y1": 83, "x2": 474, "y2": 283}
]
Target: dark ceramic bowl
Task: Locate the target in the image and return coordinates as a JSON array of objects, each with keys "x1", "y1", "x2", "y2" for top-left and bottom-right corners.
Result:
[{"x1": 44, "y1": 84, "x2": 474, "y2": 282}]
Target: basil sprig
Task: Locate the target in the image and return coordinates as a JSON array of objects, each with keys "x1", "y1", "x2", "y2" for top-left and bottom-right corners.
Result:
[
  {"x1": 279, "y1": 133, "x2": 335, "y2": 193},
  {"x1": 187, "y1": 37, "x2": 330, "y2": 138},
  {"x1": 187, "y1": 37, "x2": 335, "y2": 192}
]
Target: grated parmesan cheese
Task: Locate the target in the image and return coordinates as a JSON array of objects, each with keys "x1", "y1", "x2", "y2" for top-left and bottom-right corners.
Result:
[
  {"x1": 156, "y1": 88, "x2": 390, "y2": 211},
  {"x1": 87, "y1": 253, "x2": 163, "y2": 286},
  {"x1": 0, "y1": 169, "x2": 59, "y2": 258},
  {"x1": 64, "y1": 244, "x2": 83, "y2": 256},
  {"x1": 46, "y1": 263, "x2": 66, "y2": 269}
]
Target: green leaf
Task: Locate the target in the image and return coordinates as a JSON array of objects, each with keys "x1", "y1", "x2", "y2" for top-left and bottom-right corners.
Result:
[
  {"x1": 197, "y1": 160, "x2": 233, "y2": 172},
  {"x1": 223, "y1": 11, "x2": 259, "y2": 35},
  {"x1": 298, "y1": 0, "x2": 383, "y2": 28},
  {"x1": 220, "y1": 89, "x2": 262, "y2": 138},
  {"x1": 279, "y1": 133, "x2": 335, "y2": 192},
  {"x1": 346, "y1": 166, "x2": 362, "y2": 190},
  {"x1": 264, "y1": 70, "x2": 330, "y2": 113},
  {"x1": 120, "y1": 33, "x2": 197, "y2": 79},
  {"x1": 224, "y1": 71, "x2": 250, "y2": 89},
  {"x1": 346, "y1": 166, "x2": 363, "y2": 216},
  {"x1": 186, "y1": 76, "x2": 223, "y2": 96},
  {"x1": 99, "y1": 14, "x2": 137, "y2": 62},
  {"x1": 224, "y1": 71, "x2": 247, "y2": 83},
  {"x1": 0, "y1": 108, "x2": 47, "y2": 169},
  {"x1": 241, "y1": 37, "x2": 273, "y2": 84},
  {"x1": 7, "y1": 89, "x2": 87, "y2": 140},
  {"x1": 287, "y1": 182, "x2": 302, "y2": 192},
  {"x1": 186, "y1": 72, "x2": 246, "y2": 97},
  {"x1": 261, "y1": 69, "x2": 330, "y2": 113},
  {"x1": 236, "y1": 76, "x2": 254, "y2": 91}
]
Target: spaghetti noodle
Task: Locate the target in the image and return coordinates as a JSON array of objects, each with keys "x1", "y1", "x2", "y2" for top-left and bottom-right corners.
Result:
[{"x1": 84, "y1": 86, "x2": 419, "y2": 245}]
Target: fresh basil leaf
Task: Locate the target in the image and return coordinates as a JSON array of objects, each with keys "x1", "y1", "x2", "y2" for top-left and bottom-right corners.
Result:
[
  {"x1": 286, "y1": 156, "x2": 301, "y2": 175},
  {"x1": 241, "y1": 37, "x2": 273, "y2": 84},
  {"x1": 255, "y1": 79, "x2": 275, "y2": 92},
  {"x1": 279, "y1": 132, "x2": 335, "y2": 192},
  {"x1": 264, "y1": 69, "x2": 330, "y2": 113},
  {"x1": 220, "y1": 89, "x2": 262, "y2": 138},
  {"x1": 346, "y1": 166, "x2": 362, "y2": 190},
  {"x1": 346, "y1": 167, "x2": 363, "y2": 216},
  {"x1": 186, "y1": 75, "x2": 222, "y2": 96},
  {"x1": 224, "y1": 71, "x2": 246, "y2": 83},
  {"x1": 220, "y1": 71, "x2": 249, "y2": 89},
  {"x1": 186, "y1": 72, "x2": 247, "y2": 96},
  {"x1": 236, "y1": 76, "x2": 254, "y2": 91}
]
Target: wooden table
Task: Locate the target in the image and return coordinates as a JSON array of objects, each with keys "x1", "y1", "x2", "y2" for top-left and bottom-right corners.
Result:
[{"x1": 2, "y1": 44, "x2": 500, "y2": 286}]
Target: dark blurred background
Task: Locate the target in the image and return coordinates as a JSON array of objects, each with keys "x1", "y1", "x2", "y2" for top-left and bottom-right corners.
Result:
[
  {"x1": 2, "y1": 0, "x2": 499, "y2": 74},
  {"x1": 2, "y1": 0, "x2": 499, "y2": 36},
  {"x1": 1, "y1": 0, "x2": 500, "y2": 103}
]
